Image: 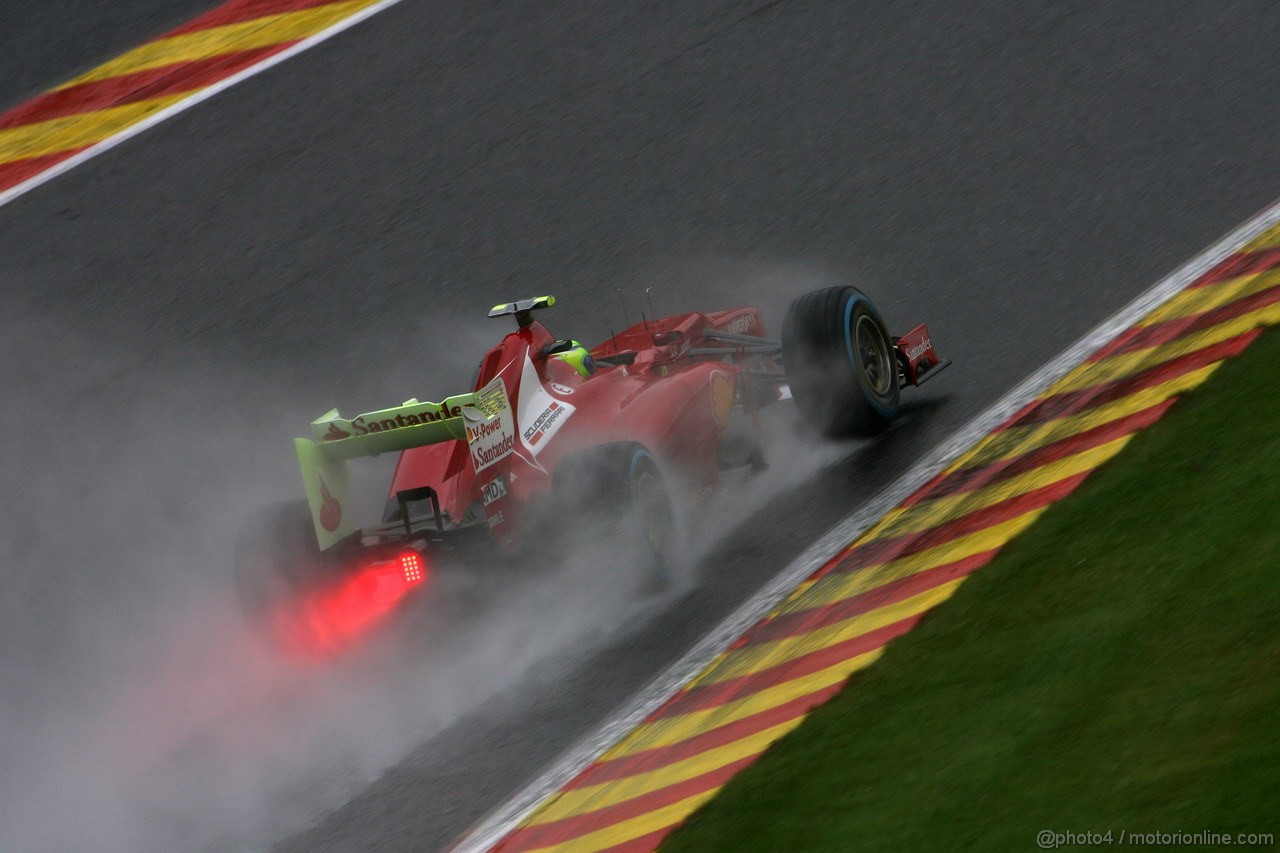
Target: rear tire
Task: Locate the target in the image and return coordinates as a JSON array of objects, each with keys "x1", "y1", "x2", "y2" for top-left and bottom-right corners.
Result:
[
  {"x1": 781, "y1": 285, "x2": 900, "y2": 436},
  {"x1": 551, "y1": 443, "x2": 676, "y2": 585},
  {"x1": 234, "y1": 500, "x2": 332, "y2": 630}
]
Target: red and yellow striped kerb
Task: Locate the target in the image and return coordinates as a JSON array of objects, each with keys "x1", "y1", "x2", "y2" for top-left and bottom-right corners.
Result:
[
  {"x1": 0, "y1": 0, "x2": 386, "y2": 195},
  {"x1": 488, "y1": 224, "x2": 1280, "y2": 852}
]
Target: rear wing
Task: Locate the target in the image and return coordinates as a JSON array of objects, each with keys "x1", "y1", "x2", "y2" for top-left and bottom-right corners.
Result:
[{"x1": 295, "y1": 379, "x2": 511, "y2": 550}]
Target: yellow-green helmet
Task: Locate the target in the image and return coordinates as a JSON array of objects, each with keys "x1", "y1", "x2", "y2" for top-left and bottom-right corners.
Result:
[{"x1": 555, "y1": 340, "x2": 596, "y2": 378}]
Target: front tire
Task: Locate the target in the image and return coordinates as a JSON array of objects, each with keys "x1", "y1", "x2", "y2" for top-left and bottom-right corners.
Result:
[{"x1": 781, "y1": 285, "x2": 900, "y2": 436}]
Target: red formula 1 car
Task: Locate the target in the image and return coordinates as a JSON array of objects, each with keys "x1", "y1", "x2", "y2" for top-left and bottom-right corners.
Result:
[{"x1": 238, "y1": 287, "x2": 948, "y2": 651}]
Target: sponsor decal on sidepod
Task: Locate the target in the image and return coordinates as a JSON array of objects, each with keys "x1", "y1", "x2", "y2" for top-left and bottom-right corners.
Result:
[
  {"x1": 481, "y1": 475, "x2": 507, "y2": 506},
  {"x1": 524, "y1": 401, "x2": 569, "y2": 446},
  {"x1": 516, "y1": 355, "x2": 576, "y2": 455},
  {"x1": 466, "y1": 376, "x2": 516, "y2": 473}
]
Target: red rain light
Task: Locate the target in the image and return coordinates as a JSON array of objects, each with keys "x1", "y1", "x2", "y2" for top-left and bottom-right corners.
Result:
[
  {"x1": 273, "y1": 551, "x2": 429, "y2": 659},
  {"x1": 400, "y1": 551, "x2": 425, "y2": 585}
]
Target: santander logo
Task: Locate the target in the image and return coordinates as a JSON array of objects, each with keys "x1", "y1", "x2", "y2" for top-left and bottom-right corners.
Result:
[
  {"x1": 323, "y1": 422, "x2": 350, "y2": 441},
  {"x1": 904, "y1": 338, "x2": 932, "y2": 361},
  {"x1": 319, "y1": 478, "x2": 342, "y2": 531}
]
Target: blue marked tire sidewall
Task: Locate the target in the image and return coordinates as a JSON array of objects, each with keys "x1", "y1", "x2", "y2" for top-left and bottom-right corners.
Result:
[
  {"x1": 628, "y1": 447, "x2": 654, "y2": 481},
  {"x1": 628, "y1": 447, "x2": 671, "y2": 581},
  {"x1": 842, "y1": 293, "x2": 897, "y2": 418}
]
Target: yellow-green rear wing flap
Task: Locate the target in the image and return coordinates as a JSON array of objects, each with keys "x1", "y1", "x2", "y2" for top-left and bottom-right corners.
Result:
[{"x1": 295, "y1": 393, "x2": 479, "y2": 550}]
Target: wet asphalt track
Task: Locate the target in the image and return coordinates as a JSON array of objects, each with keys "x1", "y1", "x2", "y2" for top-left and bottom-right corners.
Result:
[{"x1": 4, "y1": 1, "x2": 1280, "y2": 850}]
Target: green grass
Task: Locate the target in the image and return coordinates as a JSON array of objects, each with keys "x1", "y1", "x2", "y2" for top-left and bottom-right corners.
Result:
[{"x1": 664, "y1": 327, "x2": 1280, "y2": 851}]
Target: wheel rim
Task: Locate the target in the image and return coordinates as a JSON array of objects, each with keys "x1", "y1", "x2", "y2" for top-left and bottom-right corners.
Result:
[{"x1": 854, "y1": 314, "x2": 893, "y2": 399}]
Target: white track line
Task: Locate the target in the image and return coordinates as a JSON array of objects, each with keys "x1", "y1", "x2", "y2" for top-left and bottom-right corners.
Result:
[
  {"x1": 0, "y1": 0, "x2": 408, "y2": 211},
  {"x1": 452, "y1": 197, "x2": 1280, "y2": 853}
]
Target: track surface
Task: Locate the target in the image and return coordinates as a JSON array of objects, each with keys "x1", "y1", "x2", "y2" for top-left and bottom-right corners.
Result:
[{"x1": 2, "y1": 2, "x2": 1279, "y2": 851}]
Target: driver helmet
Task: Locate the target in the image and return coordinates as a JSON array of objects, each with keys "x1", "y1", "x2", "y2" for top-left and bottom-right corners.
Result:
[{"x1": 554, "y1": 341, "x2": 596, "y2": 378}]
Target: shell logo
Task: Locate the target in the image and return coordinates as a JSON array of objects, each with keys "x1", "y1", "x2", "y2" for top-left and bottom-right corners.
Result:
[{"x1": 710, "y1": 371, "x2": 736, "y2": 426}]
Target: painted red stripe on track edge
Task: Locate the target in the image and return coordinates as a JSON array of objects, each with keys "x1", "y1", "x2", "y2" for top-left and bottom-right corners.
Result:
[
  {"x1": 756, "y1": 547, "x2": 1009, "y2": 644},
  {"x1": 1091, "y1": 284, "x2": 1280, "y2": 361},
  {"x1": 826, "y1": 471, "x2": 1089, "y2": 578},
  {"x1": 1193, "y1": 246, "x2": 1280, "y2": 289},
  {"x1": 910, "y1": 400, "x2": 1177, "y2": 503},
  {"x1": 0, "y1": 148, "x2": 91, "y2": 191},
  {"x1": 497, "y1": 757, "x2": 756, "y2": 850},
  {"x1": 957, "y1": 306, "x2": 1254, "y2": 438},
  {"x1": 0, "y1": 46, "x2": 292, "y2": 129},
  {"x1": 566, "y1": 682, "x2": 847, "y2": 789},
  {"x1": 655, "y1": 617, "x2": 922, "y2": 720},
  {"x1": 1027, "y1": 330, "x2": 1259, "y2": 423},
  {"x1": 167, "y1": 0, "x2": 352, "y2": 37}
]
